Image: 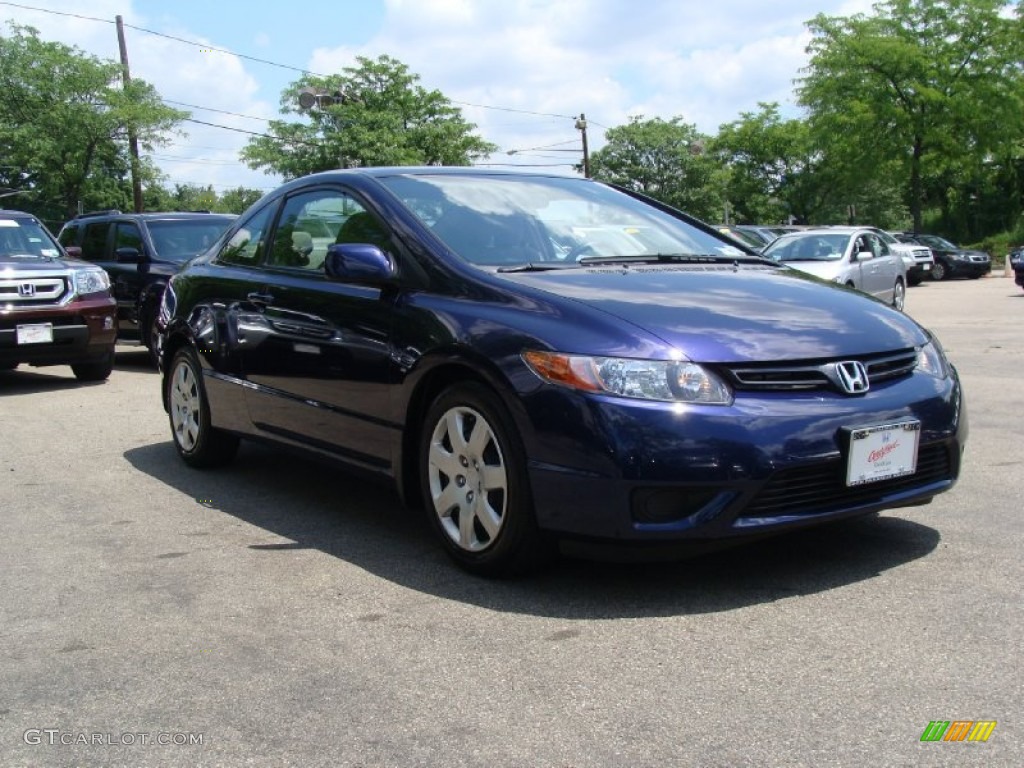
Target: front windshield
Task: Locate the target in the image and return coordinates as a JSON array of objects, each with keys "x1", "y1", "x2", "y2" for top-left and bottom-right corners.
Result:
[
  {"x1": 377, "y1": 173, "x2": 751, "y2": 267},
  {"x1": 763, "y1": 233, "x2": 849, "y2": 262},
  {"x1": 916, "y1": 234, "x2": 956, "y2": 250},
  {"x1": 149, "y1": 219, "x2": 234, "y2": 262},
  {"x1": 0, "y1": 217, "x2": 62, "y2": 258}
]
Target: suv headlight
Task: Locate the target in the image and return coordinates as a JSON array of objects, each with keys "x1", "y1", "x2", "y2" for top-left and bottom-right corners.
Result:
[
  {"x1": 523, "y1": 351, "x2": 733, "y2": 404},
  {"x1": 71, "y1": 268, "x2": 110, "y2": 297}
]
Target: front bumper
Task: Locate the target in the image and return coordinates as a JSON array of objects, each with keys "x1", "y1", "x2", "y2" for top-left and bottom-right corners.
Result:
[
  {"x1": 949, "y1": 257, "x2": 991, "y2": 278},
  {"x1": 521, "y1": 369, "x2": 965, "y2": 542},
  {"x1": 0, "y1": 296, "x2": 117, "y2": 367}
]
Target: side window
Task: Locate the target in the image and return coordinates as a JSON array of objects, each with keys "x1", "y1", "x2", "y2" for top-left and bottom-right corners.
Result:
[
  {"x1": 267, "y1": 189, "x2": 390, "y2": 271},
  {"x1": 57, "y1": 226, "x2": 78, "y2": 248},
  {"x1": 114, "y1": 223, "x2": 144, "y2": 254},
  {"x1": 218, "y1": 203, "x2": 275, "y2": 266},
  {"x1": 865, "y1": 234, "x2": 883, "y2": 258},
  {"x1": 80, "y1": 222, "x2": 110, "y2": 261}
]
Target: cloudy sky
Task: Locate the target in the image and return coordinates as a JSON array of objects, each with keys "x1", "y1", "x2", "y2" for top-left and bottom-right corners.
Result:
[{"x1": 1, "y1": 0, "x2": 873, "y2": 193}]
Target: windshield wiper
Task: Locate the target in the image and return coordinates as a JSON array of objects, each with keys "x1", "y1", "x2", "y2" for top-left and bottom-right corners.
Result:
[
  {"x1": 577, "y1": 253, "x2": 759, "y2": 265},
  {"x1": 495, "y1": 261, "x2": 578, "y2": 273}
]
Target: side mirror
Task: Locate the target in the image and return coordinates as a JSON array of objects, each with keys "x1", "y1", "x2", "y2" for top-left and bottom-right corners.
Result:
[
  {"x1": 116, "y1": 246, "x2": 146, "y2": 264},
  {"x1": 64, "y1": 245, "x2": 82, "y2": 259},
  {"x1": 324, "y1": 243, "x2": 397, "y2": 286}
]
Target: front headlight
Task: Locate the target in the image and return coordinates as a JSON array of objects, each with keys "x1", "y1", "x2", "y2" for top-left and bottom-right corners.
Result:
[
  {"x1": 916, "y1": 339, "x2": 949, "y2": 379},
  {"x1": 71, "y1": 268, "x2": 110, "y2": 297},
  {"x1": 523, "y1": 351, "x2": 733, "y2": 404}
]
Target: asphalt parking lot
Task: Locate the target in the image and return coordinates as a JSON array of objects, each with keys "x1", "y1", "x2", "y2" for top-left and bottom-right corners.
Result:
[{"x1": 1, "y1": 276, "x2": 1021, "y2": 768}]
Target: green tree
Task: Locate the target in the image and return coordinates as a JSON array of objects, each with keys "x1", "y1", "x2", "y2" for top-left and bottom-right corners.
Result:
[
  {"x1": 142, "y1": 182, "x2": 264, "y2": 215},
  {"x1": 589, "y1": 116, "x2": 725, "y2": 222},
  {"x1": 217, "y1": 186, "x2": 263, "y2": 214},
  {"x1": 242, "y1": 55, "x2": 496, "y2": 178},
  {"x1": 714, "y1": 103, "x2": 823, "y2": 224},
  {"x1": 798, "y1": 0, "x2": 1024, "y2": 233},
  {"x1": 0, "y1": 23, "x2": 186, "y2": 220}
]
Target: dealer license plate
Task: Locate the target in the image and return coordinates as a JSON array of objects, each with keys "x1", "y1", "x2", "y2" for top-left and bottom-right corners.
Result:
[
  {"x1": 846, "y1": 421, "x2": 921, "y2": 486},
  {"x1": 16, "y1": 323, "x2": 53, "y2": 345}
]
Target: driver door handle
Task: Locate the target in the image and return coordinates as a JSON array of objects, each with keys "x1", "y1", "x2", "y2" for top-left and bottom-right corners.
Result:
[{"x1": 247, "y1": 291, "x2": 274, "y2": 306}]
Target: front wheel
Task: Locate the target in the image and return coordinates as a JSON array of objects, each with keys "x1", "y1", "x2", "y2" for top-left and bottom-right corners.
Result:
[
  {"x1": 891, "y1": 279, "x2": 906, "y2": 311},
  {"x1": 419, "y1": 382, "x2": 554, "y2": 577},
  {"x1": 71, "y1": 351, "x2": 114, "y2": 381},
  {"x1": 167, "y1": 347, "x2": 239, "y2": 468}
]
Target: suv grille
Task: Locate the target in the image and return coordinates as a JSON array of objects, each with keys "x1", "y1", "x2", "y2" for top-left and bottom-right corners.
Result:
[
  {"x1": 0, "y1": 275, "x2": 67, "y2": 306},
  {"x1": 740, "y1": 442, "x2": 953, "y2": 519},
  {"x1": 723, "y1": 349, "x2": 918, "y2": 393}
]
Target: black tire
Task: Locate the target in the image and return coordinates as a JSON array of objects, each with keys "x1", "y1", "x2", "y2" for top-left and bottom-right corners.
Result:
[
  {"x1": 0, "y1": 361, "x2": 18, "y2": 371},
  {"x1": 166, "y1": 346, "x2": 239, "y2": 468},
  {"x1": 908, "y1": 274, "x2": 922, "y2": 287},
  {"x1": 144, "y1": 312, "x2": 161, "y2": 368},
  {"x1": 931, "y1": 260, "x2": 948, "y2": 281},
  {"x1": 71, "y1": 352, "x2": 114, "y2": 381},
  {"x1": 419, "y1": 382, "x2": 554, "y2": 577}
]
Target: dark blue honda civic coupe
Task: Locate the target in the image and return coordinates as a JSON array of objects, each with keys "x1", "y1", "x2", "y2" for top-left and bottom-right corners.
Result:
[{"x1": 158, "y1": 168, "x2": 966, "y2": 575}]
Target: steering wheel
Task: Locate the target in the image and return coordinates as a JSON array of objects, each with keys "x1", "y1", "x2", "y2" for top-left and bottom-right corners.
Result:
[{"x1": 566, "y1": 242, "x2": 597, "y2": 261}]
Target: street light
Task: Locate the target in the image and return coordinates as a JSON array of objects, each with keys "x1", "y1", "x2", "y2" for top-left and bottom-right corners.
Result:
[{"x1": 297, "y1": 87, "x2": 362, "y2": 110}]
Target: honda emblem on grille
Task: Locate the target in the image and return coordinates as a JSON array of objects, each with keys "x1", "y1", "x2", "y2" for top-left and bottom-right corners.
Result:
[
  {"x1": 835, "y1": 361, "x2": 870, "y2": 394},
  {"x1": 18, "y1": 283, "x2": 35, "y2": 297}
]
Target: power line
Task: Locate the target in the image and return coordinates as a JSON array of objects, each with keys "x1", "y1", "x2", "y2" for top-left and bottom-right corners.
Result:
[
  {"x1": 0, "y1": 1, "x2": 583, "y2": 122},
  {"x1": 149, "y1": 154, "x2": 242, "y2": 166},
  {"x1": 0, "y1": 1, "x2": 112, "y2": 25},
  {"x1": 183, "y1": 117, "x2": 321, "y2": 147},
  {"x1": 162, "y1": 99, "x2": 271, "y2": 123}
]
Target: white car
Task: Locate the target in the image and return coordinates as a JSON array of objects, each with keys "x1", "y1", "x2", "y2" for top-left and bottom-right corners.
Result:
[
  {"x1": 762, "y1": 227, "x2": 908, "y2": 310},
  {"x1": 874, "y1": 229, "x2": 933, "y2": 286}
]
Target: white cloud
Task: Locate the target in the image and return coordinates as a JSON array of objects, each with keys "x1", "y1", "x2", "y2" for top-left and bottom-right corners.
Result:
[
  {"x1": 1, "y1": 0, "x2": 281, "y2": 193},
  {"x1": 2, "y1": 0, "x2": 877, "y2": 187}
]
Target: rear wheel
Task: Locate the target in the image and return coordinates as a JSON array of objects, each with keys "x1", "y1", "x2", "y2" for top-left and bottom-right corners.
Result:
[
  {"x1": 144, "y1": 312, "x2": 161, "y2": 368},
  {"x1": 167, "y1": 347, "x2": 239, "y2": 468},
  {"x1": 931, "y1": 260, "x2": 948, "y2": 281},
  {"x1": 71, "y1": 351, "x2": 114, "y2": 381},
  {"x1": 420, "y1": 382, "x2": 554, "y2": 577}
]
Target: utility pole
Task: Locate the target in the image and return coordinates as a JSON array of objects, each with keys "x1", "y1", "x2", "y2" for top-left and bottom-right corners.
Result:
[
  {"x1": 116, "y1": 15, "x2": 144, "y2": 213},
  {"x1": 575, "y1": 114, "x2": 590, "y2": 178}
]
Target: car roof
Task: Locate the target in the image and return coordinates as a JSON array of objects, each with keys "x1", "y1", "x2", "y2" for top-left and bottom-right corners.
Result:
[
  {"x1": 70, "y1": 210, "x2": 236, "y2": 222},
  {"x1": 774, "y1": 227, "x2": 864, "y2": 237}
]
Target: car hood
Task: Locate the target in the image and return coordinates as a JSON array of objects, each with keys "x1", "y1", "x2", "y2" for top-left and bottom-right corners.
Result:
[
  {"x1": 495, "y1": 264, "x2": 925, "y2": 363},
  {"x1": 0, "y1": 253, "x2": 76, "y2": 272}
]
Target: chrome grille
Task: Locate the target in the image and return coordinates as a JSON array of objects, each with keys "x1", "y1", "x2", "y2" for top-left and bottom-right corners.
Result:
[
  {"x1": 724, "y1": 349, "x2": 918, "y2": 392},
  {"x1": 0, "y1": 275, "x2": 67, "y2": 305}
]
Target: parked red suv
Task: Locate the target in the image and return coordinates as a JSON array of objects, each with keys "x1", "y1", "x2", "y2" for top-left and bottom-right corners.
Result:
[{"x1": 0, "y1": 210, "x2": 117, "y2": 380}]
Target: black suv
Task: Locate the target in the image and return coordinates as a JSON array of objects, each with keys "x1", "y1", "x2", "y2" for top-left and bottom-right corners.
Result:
[
  {"x1": 893, "y1": 233, "x2": 991, "y2": 281},
  {"x1": 57, "y1": 210, "x2": 235, "y2": 361},
  {"x1": 0, "y1": 209, "x2": 117, "y2": 380}
]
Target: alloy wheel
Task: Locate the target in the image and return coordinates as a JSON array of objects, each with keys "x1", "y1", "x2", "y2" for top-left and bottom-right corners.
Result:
[
  {"x1": 170, "y1": 357, "x2": 201, "y2": 452},
  {"x1": 427, "y1": 405, "x2": 508, "y2": 553}
]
